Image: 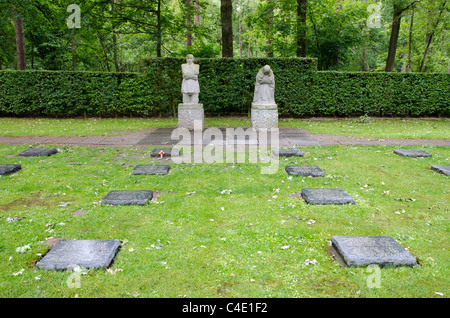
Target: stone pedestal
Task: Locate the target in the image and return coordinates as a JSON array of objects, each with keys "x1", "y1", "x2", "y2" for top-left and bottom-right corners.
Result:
[
  {"x1": 178, "y1": 103, "x2": 204, "y2": 131},
  {"x1": 251, "y1": 103, "x2": 278, "y2": 130}
]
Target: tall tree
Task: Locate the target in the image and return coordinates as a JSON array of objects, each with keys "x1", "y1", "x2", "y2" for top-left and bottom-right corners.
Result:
[
  {"x1": 418, "y1": 0, "x2": 447, "y2": 72},
  {"x1": 296, "y1": 0, "x2": 307, "y2": 57},
  {"x1": 385, "y1": 0, "x2": 420, "y2": 72},
  {"x1": 13, "y1": 7, "x2": 26, "y2": 70},
  {"x1": 221, "y1": 0, "x2": 233, "y2": 57}
]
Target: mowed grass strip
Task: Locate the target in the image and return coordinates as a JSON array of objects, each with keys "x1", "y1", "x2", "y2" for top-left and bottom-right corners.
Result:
[
  {"x1": 0, "y1": 144, "x2": 448, "y2": 298},
  {"x1": 0, "y1": 117, "x2": 448, "y2": 140}
]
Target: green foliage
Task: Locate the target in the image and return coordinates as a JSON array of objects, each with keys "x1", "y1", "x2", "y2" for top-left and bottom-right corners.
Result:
[{"x1": 0, "y1": 59, "x2": 448, "y2": 117}]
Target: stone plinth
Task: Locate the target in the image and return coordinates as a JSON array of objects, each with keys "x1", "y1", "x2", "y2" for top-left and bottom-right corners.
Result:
[
  {"x1": 431, "y1": 165, "x2": 450, "y2": 175},
  {"x1": 132, "y1": 165, "x2": 170, "y2": 175},
  {"x1": 393, "y1": 149, "x2": 432, "y2": 157},
  {"x1": 19, "y1": 148, "x2": 58, "y2": 157},
  {"x1": 36, "y1": 239, "x2": 121, "y2": 270},
  {"x1": 251, "y1": 104, "x2": 278, "y2": 130},
  {"x1": 150, "y1": 148, "x2": 180, "y2": 158},
  {"x1": 286, "y1": 166, "x2": 325, "y2": 177},
  {"x1": 101, "y1": 190, "x2": 153, "y2": 205},
  {"x1": 272, "y1": 148, "x2": 304, "y2": 157},
  {"x1": 331, "y1": 236, "x2": 417, "y2": 267},
  {"x1": 301, "y1": 188, "x2": 355, "y2": 205},
  {"x1": 0, "y1": 164, "x2": 21, "y2": 175},
  {"x1": 178, "y1": 103, "x2": 204, "y2": 131}
]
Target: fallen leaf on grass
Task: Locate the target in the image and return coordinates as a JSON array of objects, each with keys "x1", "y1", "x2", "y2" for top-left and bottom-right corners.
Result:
[{"x1": 12, "y1": 268, "x2": 24, "y2": 276}]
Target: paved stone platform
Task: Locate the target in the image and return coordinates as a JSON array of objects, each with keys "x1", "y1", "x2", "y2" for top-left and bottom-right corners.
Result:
[
  {"x1": 0, "y1": 127, "x2": 448, "y2": 147},
  {"x1": 137, "y1": 127, "x2": 319, "y2": 147}
]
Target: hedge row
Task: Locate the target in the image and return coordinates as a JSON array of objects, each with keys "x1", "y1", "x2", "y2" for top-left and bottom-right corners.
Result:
[{"x1": 0, "y1": 58, "x2": 448, "y2": 117}]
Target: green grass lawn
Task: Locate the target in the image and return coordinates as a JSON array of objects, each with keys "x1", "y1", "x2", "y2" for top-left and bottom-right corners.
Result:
[
  {"x1": 1, "y1": 143, "x2": 448, "y2": 298},
  {"x1": 0, "y1": 117, "x2": 448, "y2": 139}
]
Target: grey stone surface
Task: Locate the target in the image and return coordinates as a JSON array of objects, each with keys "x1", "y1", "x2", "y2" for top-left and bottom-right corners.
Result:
[
  {"x1": 431, "y1": 165, "x2": 450, "y2": 175},
  {"x1": 132, "y1": 165, "x2": 170, "y2": 175},
  {"x1": 251, "y1": 107, "x2": 278, "y2": 130},
  {"x1": 150, "y1": 148, "x2": 181, "y2": 158},
  {"x1": 393, "y1": 149, "x2": 432, "y2": 157},
  {"x1": 36, "y1": 239, "x2": 121, "y2": 270},
  {"x1": 301, "y1": 188, "x2": 355, "y2": 205},
  {"x1": 331, "y1": 236, "x2": 417, "y2": 267},
  {"x1": 19, "y1": 148, "x2": 58, "y2": 157},
  {"x1": 272, "y1": 148, "x2": 304, "y2": 157},
  {"x1": 101, "y1": 190, "x2": 153, "y2": 205},
  {"x1": 0, "y1": 164, "x2": 21, "y2": 175},
  {"x1": 178, "y1": 103, "x2": 204, "y2": 131},
  {"x1": 285, "y1": 165, "x2": 325, "y2": 177}
]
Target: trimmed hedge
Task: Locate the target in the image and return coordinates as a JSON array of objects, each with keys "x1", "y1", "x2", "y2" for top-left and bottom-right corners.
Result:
[{"x1": 0, "y1": 58, "x2": 448, "y2": 117}]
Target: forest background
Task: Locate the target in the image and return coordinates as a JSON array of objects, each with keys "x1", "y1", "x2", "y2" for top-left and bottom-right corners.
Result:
[{"x1": 1, "y1": 0, "x2": 448, "y2": 74}]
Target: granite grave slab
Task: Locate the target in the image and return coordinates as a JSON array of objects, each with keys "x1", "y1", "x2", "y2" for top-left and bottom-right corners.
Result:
[
  {"x1": 330, "y1": 236, "x2": 417, "y2": 267},
  {"x1": 19, "y1": 148, "x2": 58, "y2": 157},
  {"x1": 301, "y1": 188, "x2": 355, "y2": 205},
  {"x1": 132, "y1": 165, "x2": 170, "y2": 175},
  {"x1": 285, "y1": 165, "x2": 325, "y2": 177},
  {"x1": 272, "y1": 148, "x2": 304, "y2": 157},
  {"x1": 393, "y1": 149, "x2": 432, "y2": 157},
  {"x1": 36, "y1": 239, "x2": 121, "y2": 270},
  {"x1": 0, "y1": 164, "x2": 21, "y2": 175},
  {"x1": 431, "y1": 165, "x2": 450, "y2": 176},
  {"x1": 150, "y1": 148, "x2": 180, "y2": 158},
  {"x1": 101, "y1": 190, "x2": 153, "y2": 205}
]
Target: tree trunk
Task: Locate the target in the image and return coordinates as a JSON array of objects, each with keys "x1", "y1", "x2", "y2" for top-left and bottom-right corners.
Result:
[
  {"x1": 239, "y1": 20, "x2": 242, "y2": 58},
  {"x1": 266, "y1": 0, "x2": 273, "y2": 57},
  {"x1": 156, "y1": 0, "x2": 162, "y2": 57},
  {"x1": 186, "y1": 0, "x2": 192, "y2": 48},
  {"x1": 362, "y1": 47, "x2": 368, "y2": 71},
  {"x1": 419, "y1": 0, "x2": 446, "y2": 72},
  {"x1": 296, "y1": 0, "x2": 307, "y2": 57},
  {"x1": 407, "y1": 7, "x2": 414, "y2": 72},
  {"x1": 72, "y1": 29, "x2": 76, "y2": 71},
  {"x1": 221, "y1": 0, "x2": 233, "y2": 57},
  {"x1": 14, "y1": 11, "x2": 26, "y2": 70},
  {"x1": 385, "y1": 5, "x2": 403, "y2": 72},
  {"x1": 112, "y1": 32, "x2": 120, "y2": 72},
  {"x1": 401, "y1": 42, "x2": 407, "y2": 72}
]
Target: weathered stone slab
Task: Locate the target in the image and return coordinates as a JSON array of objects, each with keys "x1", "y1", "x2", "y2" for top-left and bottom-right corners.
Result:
[
  {"x1": 272, "y1": 148, "x2": 304, "y2": 157},
  {"x1": 178, "y1": 103, "x2": 204, "y2": 131},
  {"x1": 132, "y1": 165, "x2": 170, "y2": 175},
  {"x1": 150, "y1": 148, "x2": 180, "y2": 158},
  {"x1": 393, "y1": 149, "x2": 432, "y2": 157},
  {"x1": 19, "y1": 148, "x2": 58, "y2": 157},
  {"x1": 301, "y1": 188, "x2": 355, "y2": 205},
  {"x1": 431, "y1": 165, "x2": 450, "y2": 176},
  {"x1": 331, "y1": 236, "x2": 417, "y2": 267},
  {"x1": 285, "y1": 165, "x2": 325, "y2": 177},
  {"x1": 36, "y1": 239, "x2": 121, "y2": 270},
  {"x1": 0, "y1": 164, "x2": 21, "y2": 175},
  {"x1": 101, "y1": 190, "x2": 153, "y2": 205},
  {"x1": 251, "y1": 107, "x2": 278, "y2": 130}
]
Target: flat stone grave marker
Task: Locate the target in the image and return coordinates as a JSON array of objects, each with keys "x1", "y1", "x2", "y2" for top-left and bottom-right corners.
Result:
[
  {"x1": 150, "y1": 148, "x2": 180, "y2": 158},
  {"x1": 285, "y1": 165, "x2": 325, "y2": 177},
  {"x1": 393, "y1": 149, "x2": 432, "y2": 157},
  {"x1": 301, "y1": 188, "x2": 355, "y2": 205},
  {"x1": 330, "y1": 236, "x2": 417, "y2": 267},
  {"x1": 101, "y1": 190, "x2": 153, "y2": 205},
  {"x1": 36, "y1": 239, "x2": 121, "y2": 270},
  {"x1": 132, "y1": 165, "x2": 170, "y2": 175},
  {"x1": 272, "y1": 148, "x2": 304, "y2": 157},
  {"x1": 19, "y1": 148, "x2": 58, "y2": 157},
  {"x1": 431, "y1": 165, "x2": 450, "y2": 176},
  {"x1": 0, "y1": 164, "x2": 21, "y2": 175}
]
